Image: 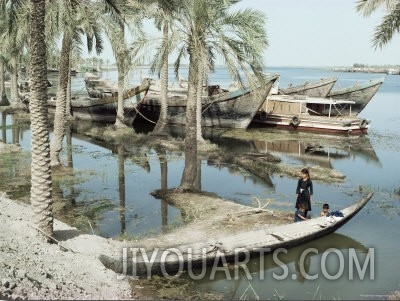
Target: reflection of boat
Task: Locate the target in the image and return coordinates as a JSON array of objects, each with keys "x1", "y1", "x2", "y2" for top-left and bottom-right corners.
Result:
[
  {"x1": 253, "y1": 140, "x2": 347, "y2": 169},
  {"x1": 47, "y1": 80, "x2": 150, "y2": 123},
  {"x1": 253, "y1": 94, "x2": 370, "y2": 134},
  {"x1": 137, "y1": 75, "x2": 279, "y2": 129},
  {"x1": 327, "y1": 77, "x2": 384, "y2": 115},
  {"x1": 251, "y1": 131, "x2": 380, "y2": 167},
  {"x1": 279, "y1": 77, "x2": 338, "y2": 97},
  {"x1": 99, "y1": 193, "x2": 373, "y2": 276},
  {"x1": 195, "y1": 232, "x2": 369, "y2": 289}
]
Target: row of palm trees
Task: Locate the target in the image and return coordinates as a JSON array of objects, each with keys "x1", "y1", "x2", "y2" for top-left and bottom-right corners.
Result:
[
  {"x1": 2, "y1": 0, "x2": 398, "y2": 240},
  {"x1": 0, "y1": 0, "x2": 270, "y2": 240}
]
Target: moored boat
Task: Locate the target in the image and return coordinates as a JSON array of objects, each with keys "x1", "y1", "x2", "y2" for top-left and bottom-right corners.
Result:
[
  {"x1": 279, "y1": 76, "x2": 338, "y2": 97},
  {"x1": 98, "y1": 192, "x2": 373, "y2": 277},
  {"x1": 47, "y1": 80, "x2": 150, "y2": 123},
  {"x1": 84, "y1": 72, "x2": 119, "y2": 98},
  {"x1": 327, "y1": 77, "x2": 385, "y2": 115},
  {"x1": 252, "y1": 94, "x2": 370, "y2": 134},
  {"x1": 136, "y1": 74, "x2": 280, "y2": 129}
]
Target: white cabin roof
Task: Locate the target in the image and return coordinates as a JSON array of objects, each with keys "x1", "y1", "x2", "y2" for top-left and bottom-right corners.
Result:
[{"x1": 267, "y1": 94, "x2": 355, "y2": 105}]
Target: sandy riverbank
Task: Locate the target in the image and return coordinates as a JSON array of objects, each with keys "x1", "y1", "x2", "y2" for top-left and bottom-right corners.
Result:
[
  {"x1": 0, "y1": 195, "x2": 132, "y2": 300},
  {"x1": 0, "y1": 189, "x2": 292, "y2": 300}
]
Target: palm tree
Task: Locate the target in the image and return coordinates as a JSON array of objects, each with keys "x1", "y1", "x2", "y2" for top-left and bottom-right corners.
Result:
[
  {"x1": 149, "y1": 1, "x2": 179, "y2": 135},
  {"x1": 29, "y1": 0, "x2": 54, "y2": 241},
  {"x1": 176, "y1": 0, "x2": 268, "y2": 190},
  {"x1": 0, "y1": 58, "x2": 9, "y2": 106},
  {"x1": 48, "y1": 0, "x2": 105, "y2": 167},
  {"x1": 357, "y1": 0, "x2": 400, "y2": 48},
  {"x1": 0, "y1": 2, "x2": 10, "y2": 106}
]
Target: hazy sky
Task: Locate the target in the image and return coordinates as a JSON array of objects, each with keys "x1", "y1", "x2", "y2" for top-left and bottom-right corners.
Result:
[{"x1": 90, "y1": 0, "x2": 399, "y2": 67}]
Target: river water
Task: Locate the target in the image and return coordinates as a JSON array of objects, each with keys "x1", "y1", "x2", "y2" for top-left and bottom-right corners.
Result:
[{"x1": 1, "y1": 67, "x2": 399, "y2": 299}]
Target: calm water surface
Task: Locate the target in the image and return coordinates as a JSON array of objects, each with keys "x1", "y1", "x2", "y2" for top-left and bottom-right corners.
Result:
[{"x1": 1, "y1": 67, "x2": 399, "y2": 299}]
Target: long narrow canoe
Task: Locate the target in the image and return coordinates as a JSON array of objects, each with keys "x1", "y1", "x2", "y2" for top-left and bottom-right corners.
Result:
[
  {"x1": 99, "y1": 192, "x2": 373, "y2": 277},
  {"x1": 327, "y1": 77, "x2": 384, "y2": 115},
  {"x1": 279, "y1": 77, "x2": 338, "y2": 97}
]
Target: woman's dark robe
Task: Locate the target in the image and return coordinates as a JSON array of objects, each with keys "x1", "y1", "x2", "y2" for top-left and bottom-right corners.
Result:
[{"x1": 295, "y1": 178, "x2": 313, "y2": 211}]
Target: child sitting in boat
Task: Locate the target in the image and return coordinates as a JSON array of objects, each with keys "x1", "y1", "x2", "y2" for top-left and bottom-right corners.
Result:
[
  {"x1": 294, "y1": 203, "x2": 307, "y2": 222},
  {"x1": 320, "y1": 203, "x2": 330, "y2": 217}
]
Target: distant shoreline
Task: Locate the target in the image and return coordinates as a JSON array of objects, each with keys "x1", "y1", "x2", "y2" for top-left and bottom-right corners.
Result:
[{"x1": 76, "y1": 64, "x2": 400, "y2": 75}]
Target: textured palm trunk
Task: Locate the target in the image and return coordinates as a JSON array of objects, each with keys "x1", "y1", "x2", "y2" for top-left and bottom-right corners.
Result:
[
  {"x1": 10, "y1": 60, "x2": 20, "y2": 105},
  {"x1": 66, "y1": 54, "x2": 73, "y2": 120},
  {"x1": 179, "y1": 49, "x2": 198, "y2": 191},
  {"x1": 0, "y1": 60, "x2": 9, "y2": 106},
  {"x1": 196, "y1": 62, "x2": 204, "y2": 142},
  {"x1": 50, "y1": 33, "x2": 72, "y2": 167},
  {"x1": 152, "y1": 24, "x2": 169, "y2": 135},
  {"x1": 115, "y1": 24, "x2": 126, "y2": 128},
  {"x1": 29, "y1": 0, "x2": 53, "y2": 241}
]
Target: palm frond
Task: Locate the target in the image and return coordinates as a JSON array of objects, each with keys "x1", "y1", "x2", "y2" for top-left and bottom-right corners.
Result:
[{"x1": 372, "y1": 1, "x2": 400, "y2": 48}]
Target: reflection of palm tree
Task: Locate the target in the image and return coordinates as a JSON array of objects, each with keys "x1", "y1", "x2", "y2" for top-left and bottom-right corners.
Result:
[
  {"x1": 1, "y1": 113, "x2": 6, "y2": 142},
  {"x1": 11, "y1": 114, "x2": 19, "y2": 144},
  {"x1": 117, "y1": 144, "x2": 126, "y2": 234},
  {"x1": 157, "y1": 149, "x2": 168, "y2": 233}
]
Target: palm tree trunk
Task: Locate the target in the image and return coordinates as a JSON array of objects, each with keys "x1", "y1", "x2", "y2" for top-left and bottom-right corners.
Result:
[
  {"x1": 66, "y1": 50, "x2": 73, "y2": 120},
  {"x1": 152, "y1": 24, "x2": 169, "y2": 135},
  {"x1": 179, "y1": 50, "x2": 198, "y2": 191},
  {"x1": 114, "y1": 24, "x2": 126, "y2": 128},
  {"x1": 196, "y1": 61, "x2": 204, "y2": 142},
  {"x1": 0, "y1": 60, "x2": 10, "y2": 106},
  {"x1": 10, "y1": 60, "x2": 20, "y2": 105},
  {"x1": 50, "y1": 32, "x2": 72, "y2": 167},
  {"x1": 29, "y1": 0, "x2": 53, "y2": 241}
]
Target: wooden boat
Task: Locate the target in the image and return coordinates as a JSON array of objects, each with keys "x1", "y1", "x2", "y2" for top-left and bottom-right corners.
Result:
[
  {"x1": 98, "y1": 192, "x2": 373, "y2": 277},
  {"x1": 47, "y1": 80, "x2": 150, "y2": 123},
  {"x1": 327, "y1": 77, "x2": 385, "y2": 115},
  {"x1": 279, "y1": 76, "x2": 338, "y2": 97},
  {"x1": 252, "y1": 94, "x2": 370, "y2": 134},
  {"x1": 136, "y1": 74, "x2": 280, "y2": 129},
  {"x1": 84, "y1": 72, "x2": 119, "y2": 98}
]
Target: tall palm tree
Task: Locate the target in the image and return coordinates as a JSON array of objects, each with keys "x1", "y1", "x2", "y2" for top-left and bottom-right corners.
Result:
[
  {"x1": 357, "y1": 0, "x2": 400, "y2": 48},
  {"x1": 29, "y1": 0, "x2": 54, "y2": 241},
  {"x1": 176, "y1": 0, "x2": 268, "y2": 190},
  {"x1": 0, "y1": 2, "x2": 10, "y2": 106},
  {"x1": 92, "y1": 0, "x2": 144, "y2": 128},
  {"x1": 149, "y1": 1, "x2": 179, "y2": 135},
  {"x1": 49, "y1": 0, "x2": 105, "y2": 167},
  {"x1": 0, "y1": 58, "x2": 9, "y2": 106}
]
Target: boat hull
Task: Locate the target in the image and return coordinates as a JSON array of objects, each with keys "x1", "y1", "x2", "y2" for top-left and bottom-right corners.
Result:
[
  {"x1": 98, "y1": 193, "x2": 373, "y2": 277},
  {"x1": 252, "y1": 112, "x2": 369, "y2": 135},
  {"x1": 137, "y1": 75, "x2": 279, "y2": 129},
  {"x1": 279, "y1": 77, "x2": 338, "y2": 97},
  {"x1": 47, "y1": 83, "x2": 149, "y2": 124},
  {"x1": 327, "y1": 78, "x2": 384, "y2": 115}
]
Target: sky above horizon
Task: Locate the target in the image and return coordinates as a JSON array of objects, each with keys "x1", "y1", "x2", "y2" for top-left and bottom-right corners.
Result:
[{"x1": 88, "y1": 0, "x2": 399, "y2": 67}]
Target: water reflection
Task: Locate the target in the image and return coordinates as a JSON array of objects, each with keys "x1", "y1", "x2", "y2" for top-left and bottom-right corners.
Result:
[
  {"x1": 0, "y1": 112, "x2": 384, "y2": 237},
  {"x1": 192, "y1": 233, "x2": 369, "y2": 299}
]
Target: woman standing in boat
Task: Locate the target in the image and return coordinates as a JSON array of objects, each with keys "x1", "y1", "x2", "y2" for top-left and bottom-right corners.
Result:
[{"x1": 295, "y1": 168, "x2": 313, "y2": 217}]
